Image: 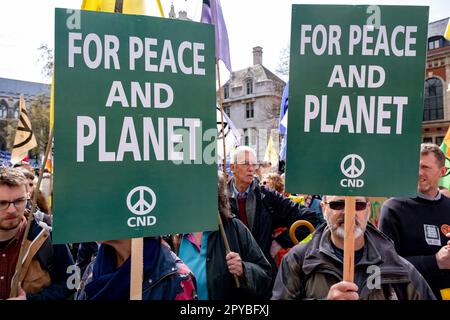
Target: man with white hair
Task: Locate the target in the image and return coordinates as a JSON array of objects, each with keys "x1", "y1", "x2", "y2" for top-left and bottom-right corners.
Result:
[
  {"x1": 272, "y1": 195, "x2": 435, "y2": 300},
  {"x1": 227, "y1": 146, "x2": 320, "y2": 286}
]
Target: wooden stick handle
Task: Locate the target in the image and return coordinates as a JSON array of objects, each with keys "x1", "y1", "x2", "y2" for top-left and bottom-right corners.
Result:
[
  {"x1": 343, "y1": 196, "x2": 356, "y2": 283},
  {"x1": 9, "y1": 127, "x2": 54, "y2": 298},
  {"x1": 218, "y1": 214, "x2": 240, "y2": 288},
  {"x1": 216, "y1": 61, "x2": 237, "y2": 286},
  {"x1": 156, "y1": 0, "x2": 165, "y2": 17},
  {"x1": 216, "y1": 61, "x2": 228, "y2": 177},
  {"x1": 130, "y1": 238, "x2": 143, "y2": 300}
]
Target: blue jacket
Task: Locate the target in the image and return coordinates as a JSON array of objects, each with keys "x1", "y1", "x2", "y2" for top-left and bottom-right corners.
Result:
[{"x1": 76, "y1": 238, "x2": 196, "y2": 300}]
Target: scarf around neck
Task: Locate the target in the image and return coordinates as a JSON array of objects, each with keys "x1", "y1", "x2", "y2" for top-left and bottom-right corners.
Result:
[{"x1": 84, "y1": 237, "x2": 161, "y2": 300}]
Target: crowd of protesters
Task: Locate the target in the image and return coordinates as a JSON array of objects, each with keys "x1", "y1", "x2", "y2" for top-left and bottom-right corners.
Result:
[{"x1": 0, "y1": 142, "x2": 449, "y2": 300}]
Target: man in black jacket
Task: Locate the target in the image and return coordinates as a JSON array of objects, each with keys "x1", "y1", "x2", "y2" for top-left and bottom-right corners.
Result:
[
  {"x1": 227, "y1": 146, "x2": 320, "y2": 283},
  {"x1": 379, "y1": 143, "x2": 450, "y2": 299},
  {"x1": 177, "y1": 172, "x2": 272, "y2": 300}
]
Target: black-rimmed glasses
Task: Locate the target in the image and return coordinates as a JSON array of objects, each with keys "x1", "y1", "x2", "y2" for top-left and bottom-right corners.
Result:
[{"x1": 0, "y1": 198, "x2": 28, "y2": 211}]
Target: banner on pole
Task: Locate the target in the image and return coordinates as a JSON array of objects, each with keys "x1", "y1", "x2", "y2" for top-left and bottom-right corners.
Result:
[
  {"x1": 53, "y1": 9, "x2": 217, "y2": 243},
  {"x1": 286, "y1": 5, "x2": 429, "y2": 197}
]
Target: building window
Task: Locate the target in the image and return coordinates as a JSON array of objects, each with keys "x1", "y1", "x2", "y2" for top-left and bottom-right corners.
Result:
[
  {"x1": 13, "y1": 101, "x2": 19, "y2": 119},
  {"x1": 246, "y1": 102, "x2": 254, "y2": 119},
  {"x1": 246, "y1": 80, "x2": 253, "y2": 95},
  {"x1": 428, "y1": 37, "x2": 442, "y2": 50},
  {"x1": 435, "y1": 136, "x2": 444, "y2": 146},
  {"x1": 0, "y1": 99, "x2": 8, "y2": 118},
  {"x1": 423, "y1": 137, "x2": 433, "y2": 143},
  {"x1": 223, "y1": 85, "x2": 229, "y2": 99},
  {"x1": 423, "y1": 77, "x2": 443, "y2": 121},
  {"x1": 243, "y1": 128, "x2": 249, "y2": 146},
  {"x1": 224, "y1": 106, "x2": 230, "y2": 117},
  {"x1": 273, "y1": 104, "x2": 280, "y2": 117}
]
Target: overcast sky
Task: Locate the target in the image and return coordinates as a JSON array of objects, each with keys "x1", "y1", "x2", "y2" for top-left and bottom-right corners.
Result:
[{"x1": 0, "y1": 0, "x2": 448, "y2": 84}]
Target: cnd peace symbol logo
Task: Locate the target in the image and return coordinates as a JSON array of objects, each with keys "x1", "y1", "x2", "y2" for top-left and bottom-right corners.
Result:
[
  {"x1": 340, "y1": 154, "x2": 365, "y2": 179},
  {"x1": 126, "y1": 186, "x2": 156, "y2": 216}
]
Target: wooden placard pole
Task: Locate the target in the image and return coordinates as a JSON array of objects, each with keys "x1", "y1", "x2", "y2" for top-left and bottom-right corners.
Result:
[
  {"x1": 9, "y1": 127, "x2": 54, "y2": 298},
  {"x1": 343, "y1": 196, "x2": 356, "y2": 283},
  {"x1": 218, "y1": 214, "x2": 240, "y2": 288},
  {"x1": 216, "y1": 60, "x2": 227, "y2": 176},
  {"x1": 216, "y1": 61, "x2": 240, "y2": 288},
  {"x1": 128, "y1": 2, "x2": 164, "y2": 302},
  {"x1": 130, "y1": 238, "x2": 143, "y2": 300}
]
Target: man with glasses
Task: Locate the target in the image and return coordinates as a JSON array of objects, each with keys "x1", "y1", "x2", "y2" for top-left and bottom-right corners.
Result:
[
  {"x1": 380, "y1": 143, "x2": 450, "y2": 300},
  {"x1": 227, "y1": 146, "x2": 320, "y2": 290},
  {"x1": 0, "y1": 167, "x2": 74, "y2": 300},
  {"x1": 272, "y1": 195, "x2": 435, "y2": 300}
]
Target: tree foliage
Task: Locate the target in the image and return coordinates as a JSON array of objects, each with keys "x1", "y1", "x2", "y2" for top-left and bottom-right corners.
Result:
[
  {"x1": 29, "y1": 94, "x2": 50, "y2": 158},
  {"x1": 38, "y1": 44, "x2": 54, "y2": 80},
  {"x1": 275, "y1": 45, "x2": 290, "y2": 79},
  {"x1": 1, "y1": 119, "x2": 18, "y2": 151}
]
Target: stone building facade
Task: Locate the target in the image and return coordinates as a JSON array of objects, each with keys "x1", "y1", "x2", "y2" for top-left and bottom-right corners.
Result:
[{"x1": 221, "y1": 47, "x2": 285, "y2": 160}]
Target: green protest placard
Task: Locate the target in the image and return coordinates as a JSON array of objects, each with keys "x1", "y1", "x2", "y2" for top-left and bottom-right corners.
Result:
[
  {"x1": 53, "y1": 9, "x2": 217, "y2": 244},
  {"x1": 286, "y1": 5, "x2": 429, "y2": 197}
]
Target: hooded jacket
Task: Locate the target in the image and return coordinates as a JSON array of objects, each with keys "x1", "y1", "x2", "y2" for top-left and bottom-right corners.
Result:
[
  {"x1": 272, "y1": 223, "x2": 436, "y2": 300},
  {"x1": 205, "y1": 216, "x2": 273, "y2": 300}
]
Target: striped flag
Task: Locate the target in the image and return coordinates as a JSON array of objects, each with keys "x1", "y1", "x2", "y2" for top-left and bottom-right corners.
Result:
[
  {"x1": 201, "y1": 0, "x2": 232, "y2": 72},
  {"x1": 11, "y1": 96, "x2": 37, "y2": 165},
  {"x1": 439, "y1": 126, "x2": 450, "y2": 189}
]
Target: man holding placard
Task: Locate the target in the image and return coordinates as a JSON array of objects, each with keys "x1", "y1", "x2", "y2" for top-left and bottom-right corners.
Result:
[
  {"x1": 53, "y1": 7, "x2": 218, "y2": 301},
  {"x1": 272, "y1": 195, "x2": 435, "y2": 300},
  {"x1": 53, "y1": 8, "x2": 218, "y2": 244},
  {"x1": 284, "y1": 3, "x2": 430, "y2": 298}
]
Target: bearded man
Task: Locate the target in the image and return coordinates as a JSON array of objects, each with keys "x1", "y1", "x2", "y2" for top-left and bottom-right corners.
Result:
[{"x1": 272, "y1": 195, "x2": 435, "y2": 300}]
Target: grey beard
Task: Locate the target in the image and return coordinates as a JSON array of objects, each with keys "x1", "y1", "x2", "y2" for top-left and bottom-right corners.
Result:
[
  {"x1": 334, "y1": 225, "x2": 364, "y2": 239},
  {"x1": 326, "y1": 215, "x2": 364, "y2": 239}
]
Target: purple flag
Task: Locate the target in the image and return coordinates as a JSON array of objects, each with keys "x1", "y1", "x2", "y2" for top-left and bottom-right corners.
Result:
[
  {"x1": 278, "y1": 82, "x2": 289, "y2": 135},
  {"x1": 201, "y1": 0, "x2": 232, "y2": 72},
  {"x1": 278, "y1": 82, "x2": 289, "y2": 161}
]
